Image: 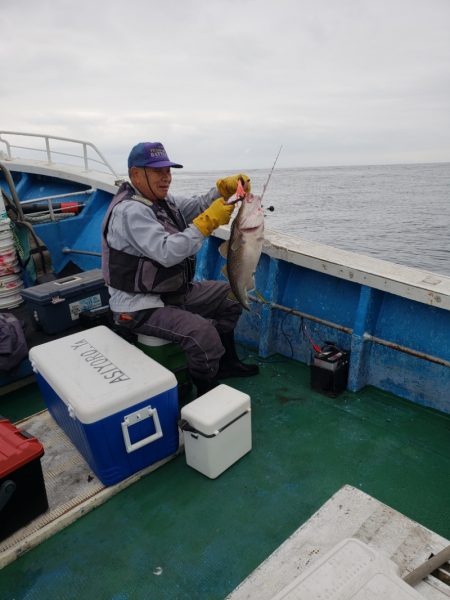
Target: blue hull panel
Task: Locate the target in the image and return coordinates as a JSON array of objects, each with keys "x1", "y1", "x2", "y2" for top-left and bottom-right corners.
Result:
[{"x1": 197, "y1": 237, "x2": 450, "y2": 414}]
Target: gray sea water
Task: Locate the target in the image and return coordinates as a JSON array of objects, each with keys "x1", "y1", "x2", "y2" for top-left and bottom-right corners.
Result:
[{"x1": 171, "y1": 162, "x2": 450, "y2": 277}]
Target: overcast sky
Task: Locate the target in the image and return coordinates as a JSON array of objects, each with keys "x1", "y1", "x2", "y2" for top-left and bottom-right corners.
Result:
[{"x1": 1, "y1": 0, "x2": 449, "y2": 172}]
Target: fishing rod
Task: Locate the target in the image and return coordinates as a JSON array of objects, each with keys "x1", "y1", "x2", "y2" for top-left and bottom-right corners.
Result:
[
  {"x1": 261, "y1": 144, "x2": 283, "y2": 204},
  {"x1": 231, "y1": 145, "x2": 282, "y2": 209}
]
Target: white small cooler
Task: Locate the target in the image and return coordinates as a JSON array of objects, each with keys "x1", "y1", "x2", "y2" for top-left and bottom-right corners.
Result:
[
  {"x1": 29, "y1": 325, "x2": 179, "y2": 486},
  {"x1": 180, "y1": 384, "x2": 251, "y2": 479}
]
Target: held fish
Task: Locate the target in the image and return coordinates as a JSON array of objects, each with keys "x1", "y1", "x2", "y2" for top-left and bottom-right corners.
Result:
[{"x1": 219, "y1": 192, "x2": 264, "y2": 310}]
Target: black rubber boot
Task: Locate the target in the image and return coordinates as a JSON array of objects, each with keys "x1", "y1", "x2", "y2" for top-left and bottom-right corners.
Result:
[
  {"x1": 217, "y1": 330, "x2": 259, "y2": 379},
  {"x1": 191, "y1": 376, "x2": 220, "y2": 398}
]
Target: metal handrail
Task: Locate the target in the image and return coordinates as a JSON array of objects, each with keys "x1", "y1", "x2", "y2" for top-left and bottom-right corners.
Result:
[
  {"x1": 0, "y1": 160, "x2": 94, "y2": 222},
  {"x1": 19, "y1": 189, "x2": 93, "y2": 221},
  {"x1": 0, "y1": 131, "x2": 117, "y2": 177}
]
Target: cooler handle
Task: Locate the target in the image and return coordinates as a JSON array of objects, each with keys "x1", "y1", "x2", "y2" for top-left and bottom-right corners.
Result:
[
  {"x1": 53, "y1": 275, "x2": 82, "y2": 286},
  {"x1": 0, "y1": 480, "x2": 16, "y2": 512},
  {"x1": 121, "y1": 406, "x2": 163, "y2": 454}
]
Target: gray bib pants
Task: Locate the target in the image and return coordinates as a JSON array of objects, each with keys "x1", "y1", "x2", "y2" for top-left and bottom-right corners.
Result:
[{"x1": 114, "y1": 280, "x2": 242, "y2": 380}]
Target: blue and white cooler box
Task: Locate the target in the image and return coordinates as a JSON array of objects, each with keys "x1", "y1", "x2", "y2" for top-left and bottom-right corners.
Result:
[{"x1": 29, "y1": 326, "x2": 179, "y2": 486}]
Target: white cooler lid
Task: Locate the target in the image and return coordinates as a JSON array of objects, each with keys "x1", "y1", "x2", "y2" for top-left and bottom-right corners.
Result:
[
  {"x1": 29, "y1": 326, "x2": 177, "y2": 424},
  {"x1": 271, "y1": 538, "x2": 423, "y2": 600},
  {"x1": 181, "y1": 384, "x2": 250, "y2": 435}
]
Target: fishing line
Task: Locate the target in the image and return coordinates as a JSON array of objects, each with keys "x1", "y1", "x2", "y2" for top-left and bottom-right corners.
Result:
[
  {"x1": 258, "y1": 308, "x2": 296, "y2": 361},
  {"x1": 242, "y1": 294, "x2": 291, "y2": 364},
  {"x1": 281, "y1": 309, "x2": 295, "y2": 358},
  {"x1": 248, "y1": 297, "x2": 325, "y2": 361},
  {"x1": 246, "y1": 147, "x2": 283, "y2": 304},
  {"x1": 299, "y1": 318, "x2": 322, "y2": 353}
]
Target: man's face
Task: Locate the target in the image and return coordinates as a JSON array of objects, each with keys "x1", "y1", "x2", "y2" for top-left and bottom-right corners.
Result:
[{"x1": 130, "y1": 166, "x2": 172, "y2": 200}]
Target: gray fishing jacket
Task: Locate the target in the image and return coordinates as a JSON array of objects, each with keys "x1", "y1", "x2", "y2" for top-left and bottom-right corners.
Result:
[{"x1": 102, "y1": 181, "x2": 220, "y2": 312}]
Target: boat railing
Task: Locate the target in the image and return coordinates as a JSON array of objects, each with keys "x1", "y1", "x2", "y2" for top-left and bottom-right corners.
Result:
[
  {"x1": 0, "y1": 160, "x2": 95, "y2": 222},
  {"x1": 0, "y1": 131, "x2": 118, "y2": 177},
  {"x1": 19, "y1": 189, "x2": 94, "y2": 222}
]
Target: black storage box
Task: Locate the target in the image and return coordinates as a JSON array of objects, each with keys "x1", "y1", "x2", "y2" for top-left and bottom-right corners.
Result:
[
  {"x1": 0, "y1": 416, "x2": 48, "y2": 541},
  {"x1": 21, "y1": 269, "x2": 109, "y2": 334},
  {"x1": 310, "y1": 347, "x2": 350, "y2": 398}
]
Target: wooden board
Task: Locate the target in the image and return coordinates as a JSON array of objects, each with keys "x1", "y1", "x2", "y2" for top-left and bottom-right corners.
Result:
[{"x1": 227, "y1": 485, "x2": 450, "y2": 599}]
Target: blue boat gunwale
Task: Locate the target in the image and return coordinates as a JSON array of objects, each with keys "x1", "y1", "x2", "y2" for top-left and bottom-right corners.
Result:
[{"x1": 5, "y1": 154, "x2": 450, "y2": 311}]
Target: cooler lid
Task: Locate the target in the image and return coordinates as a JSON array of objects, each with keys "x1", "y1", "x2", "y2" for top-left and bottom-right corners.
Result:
[
  {"x1": 29, "y1": 326, "x2": 177, "y2": 424},
  {"x1": 0, "y1": 418, "x2": 44, "y2": 477},
  {"x1": 20, "y1": 269, "x2": 106, "y2": 303},
  {"x1": 181, "y1": 384, "x2": 250, "y2": 435},
  {"x1": 271, "y1": 538, "x2": 423, "y2": 600}
]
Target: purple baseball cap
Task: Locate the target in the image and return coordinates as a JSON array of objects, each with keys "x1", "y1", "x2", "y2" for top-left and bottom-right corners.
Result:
[{"x1": 128, "y1": 142, "x2": 183, "y2": 169}]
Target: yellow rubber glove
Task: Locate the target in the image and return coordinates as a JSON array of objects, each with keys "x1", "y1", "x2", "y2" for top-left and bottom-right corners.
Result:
[
  {"x1": 193, "y1": 198, "x2": 234, "y2": 236},
  {"x1": 216, "y1": 174, "x2": 251, "y2": 199}
]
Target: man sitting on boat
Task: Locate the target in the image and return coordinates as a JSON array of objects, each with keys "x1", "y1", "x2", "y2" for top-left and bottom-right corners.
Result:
[{"x1": 101, "y1": 141, "x2": 259, "y2": 396}]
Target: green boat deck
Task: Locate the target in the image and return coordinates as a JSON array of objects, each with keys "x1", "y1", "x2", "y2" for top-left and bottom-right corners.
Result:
[{"x1": 1, "y1": 351, "x2": 449, "y2": 600}]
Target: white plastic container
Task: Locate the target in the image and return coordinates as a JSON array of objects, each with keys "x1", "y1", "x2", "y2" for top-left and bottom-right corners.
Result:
[
  {"x1": 0, "y1": 273, "x2": 22, "y2": 292},
  {"x1": 0, "y1": 292, "x2": 23, "y2": 309},
  {"x1": 180, "y1": 384, "x2": 251, "y2": 479},
  {"x1": 137, "y1": 333, "x2": 171, "y2": 346},
  {"x1": 271, "y1": 538, "x2": 423, "y2": 600},
  {"x1": 0, "y1": 260, "x2": 20, "y2": 277}
]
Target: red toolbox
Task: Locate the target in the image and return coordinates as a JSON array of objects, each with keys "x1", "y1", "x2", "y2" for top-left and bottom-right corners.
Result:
[{"x1": 0, "y1": 416, "x2": 48, "y2": 541}]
